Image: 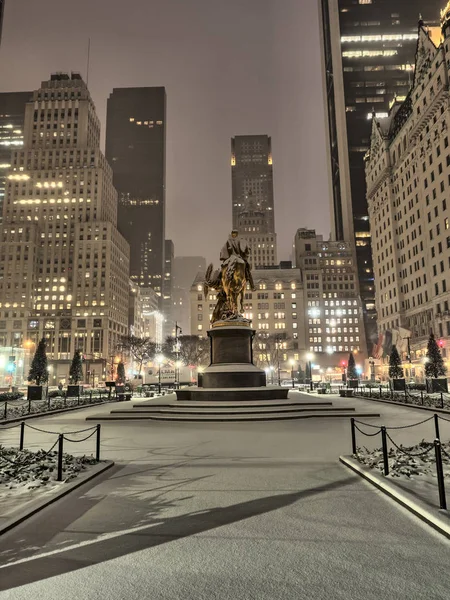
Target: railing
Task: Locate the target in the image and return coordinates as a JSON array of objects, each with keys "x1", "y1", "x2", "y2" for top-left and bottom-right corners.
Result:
[
  {"x1": 349, "y1": 385, "x2": 450, "y2": 410},
  {"x1": 350, "y1": 414, "x2": 450, "y2": 509},
  {"x1": 0, "y1": 389, "x2": 115, "y2": 422},
  {"x1": 0, "y1": 421, "x2": 102, "y2": 482}
]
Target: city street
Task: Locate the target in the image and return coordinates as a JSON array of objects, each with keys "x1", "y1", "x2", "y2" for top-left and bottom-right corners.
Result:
[{"x1": 1, "y1": 392, "x2": 450, "y2": 599}]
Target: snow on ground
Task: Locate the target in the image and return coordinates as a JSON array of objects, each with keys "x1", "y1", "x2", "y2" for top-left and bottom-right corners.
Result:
[
  {"x1": 0, "y1": 445, "x2": 98, "y2": 508},
  {"x1": 354, "y1": 440, "x2": 450, "y2": 479}
]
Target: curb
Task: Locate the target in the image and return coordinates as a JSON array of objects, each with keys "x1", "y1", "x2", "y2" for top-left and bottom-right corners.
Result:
[
  {"x1": 0, "y1": 460, "x2": 115, "y2": 536},
  {"x1": 354, "y1": 394, "x2": 450, "y2": 415},
  {"x1": 339, "y1": 455, "x2": 450, "y2": 540},
  {"x1": 0, "y1": 399, "x2": 129, "y2": 426}
]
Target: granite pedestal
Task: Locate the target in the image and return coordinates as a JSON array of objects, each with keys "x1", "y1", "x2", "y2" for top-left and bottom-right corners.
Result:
[{"x1": 176, "y1": 321, "x2": 289, "y2": 402}]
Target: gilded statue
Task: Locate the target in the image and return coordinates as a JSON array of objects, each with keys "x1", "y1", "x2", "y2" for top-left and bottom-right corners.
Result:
[{"x1": 204, "y1": 229, "x2": 256, "y2": 323}]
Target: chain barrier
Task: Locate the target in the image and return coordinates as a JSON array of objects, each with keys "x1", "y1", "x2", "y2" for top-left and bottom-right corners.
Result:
[
  {"x1": 354, "y1": 424, "x2": 382, "y2": 437},
  {"x1": 354, "y1": 415, "x2": 434, "y2": 430},
  {"x1": 437, "y1": 414, "x2": 450, "y2": 423},
  {"x1": 23, "y1": 423, "x2": 97, "y2": 435},
  {"x1": 384, "y1": 432, "x2": 435, "y2": 457},
  {"x1": 0, "y1": 422, "x2": 21, "y2": 430},
  {"x1": 63, "y1": 429, "x2": 97, "y2": 443}
]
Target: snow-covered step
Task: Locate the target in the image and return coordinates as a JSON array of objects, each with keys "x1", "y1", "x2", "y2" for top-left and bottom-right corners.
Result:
[{"x1": 132, "y1": 400, "x2": 333, "y2": 409}]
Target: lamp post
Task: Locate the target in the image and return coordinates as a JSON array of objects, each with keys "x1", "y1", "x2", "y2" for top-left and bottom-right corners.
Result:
[
  {"x1": 269, "y1": 365, "x2": 275, "y2": 385},
  {"x1": 175, "y1": 360, "x2": 182, "y2": 389},
  {"x1": 174, "y1": 322, "x2": 182, "y2": 389},
  {"x1": 289, "y1": 358, "x2": 296, "y2": 389},
  {"x1": 156, "y1": 354, "x2": 165, "y2": 394},
  {"x1": 306, "y1": 352, "x2": 314, "y2": 391}
]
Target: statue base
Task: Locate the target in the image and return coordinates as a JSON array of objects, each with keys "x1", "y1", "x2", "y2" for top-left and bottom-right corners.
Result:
[{"x1": 175, "y1": 322, "x2": 289, "y2": 402}]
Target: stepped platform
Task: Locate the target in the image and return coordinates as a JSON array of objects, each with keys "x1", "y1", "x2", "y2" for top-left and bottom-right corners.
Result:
[
  {"x1": 175, "y1": 387, "x2": 289, "y2": 402},
  {"x1": 86, "y1": 397, "x2": 380, "y2": 422}
]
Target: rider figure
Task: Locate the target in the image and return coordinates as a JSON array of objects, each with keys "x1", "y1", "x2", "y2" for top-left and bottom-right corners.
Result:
[{"x1": 220, "y1": 230, "x2": 256, "y2": 291}]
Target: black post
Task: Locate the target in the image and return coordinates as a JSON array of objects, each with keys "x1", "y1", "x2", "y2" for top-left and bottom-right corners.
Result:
[
  {"x1": 351, "y1": 418, "x2": 357, "y2": 454},
  {"x1": 158, "y1": 365, "x2": 161, "y2": 395},
  {"x1": 381, "y1": 426, "x2": 389, "y2": 476},
  {"x1": 3, "y1": 401, "x2": 7, "y2": 421},
  {"x1": 291, "y1": 366, "x2": 295, "y2": 389},
  {"x1": 19, "y1": 421, "x2": 25, "y2": 450},
  {"x1": 441, "y1": 392, "x2": 444, "y2": 409},
  {"x1": 57, "y1": 434, "x2": 64, "y2": 482},
  {"x1": 379, "y1": 385, "x2": 382, "y2": 399},
  {"x1": 421, "y1": 390, "x2": 424, "y2": 405},
  {"x1": 404, "y1": 388, "x2": 407, "y2": 403},
  {"x1": 28, "y1": 396, "x2": 31, "y2": 414},
  {"x1": 309, "y1": 361, "x2": 313, "y2": 392},
  {"x1": 47, "y1": 392, "x2": 51, "y2": 410},
  {"x1": 77, "y1": 391, "x2": 80, "y2": 406},
  {"x1": 434, "y1": 439, "x2": 447, "y2": 510},
  {"x1": 369, "y1": 386, "x2": 372, "y2": 398},
  {"x1": 96, "y1": 424, "x2": 101, "y2": 461},
  {"x1": 90, "y1": 390, "x2": 93, "y2": 402},
  {"x1": 434, "y1": 414, "x2": 441, "y2": 440}
]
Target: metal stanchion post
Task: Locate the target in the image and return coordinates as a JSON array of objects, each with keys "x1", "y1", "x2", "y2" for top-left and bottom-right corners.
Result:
[
  {"x1": 57, "y1": 434, "x2": 64, "y2": 482},
  {"x1": 421, "y1": 390, "x2": 424, "y2": 405},
  {"x1": 379, "y1": 386, "x2": 382, "y2": 399},
  {"x1": 434, "y1": 439, "x2": 447, "y2": 510},
  {"x1": 3, "y1": 401, "x2": 7, "y2": 421},
  {"x1": 381, "y1": 426, "x2": 389, "y2": 476},
  {"x1": 351, "y1": 418, "x2": 357, "y2": 455},
  {"x1": 19, "y1": 421, "x2": 25, "y2": 450},
  {"x1": 441, "y1": 392, "x2": 444, "y2": 409},
  {"x1": 28, "y1": 397, "x2": 31, "y2": 414},
  {"x1": 434, "y1": 414, "x2": 441, "y2": 441},
  {"x1": 96, "y1": 424, "x2": 101, "y2": 461}
]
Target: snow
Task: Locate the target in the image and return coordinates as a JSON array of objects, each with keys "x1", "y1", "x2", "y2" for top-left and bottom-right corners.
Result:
[
  {"x1": 0, "y1": 445, "x2": 97, "y2": 500},
  {"x1": 354, "y1": 440, "x2": 450, "y2": 479}
]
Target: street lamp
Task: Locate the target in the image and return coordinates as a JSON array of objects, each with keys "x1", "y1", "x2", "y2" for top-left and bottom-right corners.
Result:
[
  {"x1": 175, "y1": 360, "x2": 183, "y2": 389},
  {"x1": 289, "y1": 358, "x2": 296, "y2": 389},
  {"x1": 306, "y1": 352, "x2": 314, "y2": 391},
  {"x1": 269, "y1": 365, "x2": 275, "y2": 385},
  {"x1": 155, "y1": 354, "x2": 165, "y2": 394}
]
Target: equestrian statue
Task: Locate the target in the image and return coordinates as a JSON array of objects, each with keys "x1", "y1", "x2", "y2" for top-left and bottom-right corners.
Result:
[{"x1": 204, "y1": 229, "x2": 256, "y2": 324}]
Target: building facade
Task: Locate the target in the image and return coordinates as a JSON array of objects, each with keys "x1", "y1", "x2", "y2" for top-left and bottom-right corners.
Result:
[
  {"x1": 105, "y1": 87, "x2": 166, "y2": 295},
  {"x1": 163, "y1": 239, "x2": 174, "y2": 337},
  {"x1": 365, "y1": 14, "x2": 450, "y2": 376},
  {"x1": 231, "y1": 135, "x2": 277, "y2": 266},
  {"x1": 319, "y1": 0, "x2": 443, "y2": 350},
  {"x1": 0, "y1": 0, "x2": 4, "y2": 45},
  {"x1": 0, "y1": 92, "x2": 31, "y2": 222},
  {"x1": 294, "y1": 229, "x2": 366, "y2": 360},
  {"x1": 0, "y1": 73, "x2": 130, "y2": 385},
  {"x1": 190, "y1": 247, "x2": 365, "y2": 379},
  {"x1": 172, "y1": 256, "x2": 206, "y2": 334}
]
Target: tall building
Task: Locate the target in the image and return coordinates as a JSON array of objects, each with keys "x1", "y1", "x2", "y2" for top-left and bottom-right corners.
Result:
[
  {"x1": 294, "y1": 228, "x2": 366, "y2": 358},
  {"x1": 191, "y1": 240, "x2": 366, "y2": 379},
  {"x1": 0, "y1": 92, "x2": 31, "y2": 221},
  {"x1": 163, "y1": 239, "x2": 174, "y2": 335},
  {"x1": 231, "y1": 135, "x2": 277, "y2": 266},
  {"x1": 172, "y1": 256, "x2": 206, "y2": 334},
  {"x1": 105, "y1": 87, "x2": 166, "y2": 295},
  {"x1": 365, "y1": 13, "x2": 450, "y2": 377},
  {"x1": 319, "y1": 0, "x2": 442, "y2": 350},
  {"x1": 0, "y1": 73, "x2": 130, "y2": 385}
]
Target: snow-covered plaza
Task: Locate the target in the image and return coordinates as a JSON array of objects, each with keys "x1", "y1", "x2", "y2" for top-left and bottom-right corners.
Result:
[{"x1": 1, "y1": 391, "x2": 450, "y2": 599}]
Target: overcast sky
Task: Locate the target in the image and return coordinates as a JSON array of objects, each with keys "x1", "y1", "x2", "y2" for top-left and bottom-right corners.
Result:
[{"x1": 0, "y1": 0, "x2": 331, "y2": 264}]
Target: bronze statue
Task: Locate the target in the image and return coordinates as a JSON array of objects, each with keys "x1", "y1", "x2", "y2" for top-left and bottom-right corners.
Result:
[{"x1": 204, "y1": 230, "x2": 256, "y2": 323}]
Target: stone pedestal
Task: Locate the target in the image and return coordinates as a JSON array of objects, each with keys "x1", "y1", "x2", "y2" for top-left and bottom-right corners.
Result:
[{"x1": 202, "y1": 323, "x2": 266, "y2": 389}]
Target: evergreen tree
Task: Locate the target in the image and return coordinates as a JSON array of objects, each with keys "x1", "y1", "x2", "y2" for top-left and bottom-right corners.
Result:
[
  {"x1": 347, "y1": 352, "x2": 358, "y2": 380},
  {"x1": 69, "y1": 349, "x2": 84, "y2": 384},
  {"x1": 297, "y1": 364, "x2": 305, "y2": 383},
  {"x1": 388, "y1": 345, "x2": 404, "y2": 379},
  {"x1": 117, "y1": 361, "x2": 126, "y2": 384},
  {"x1": 425, "y1": 332, "x2": 447, "y2": 378},
  {"x1": 28, "y1": 338, "x2": 48, "y2": 385},
  {"x1": 305, "y1": 362, "x2": 311, "y2": 381}
]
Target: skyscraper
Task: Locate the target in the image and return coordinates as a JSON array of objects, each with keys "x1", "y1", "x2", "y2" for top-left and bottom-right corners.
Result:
[
  {"x1": 231, "y1": 135, "x2": 277, "y2": 267},
  {"x1": 319, "y1": 0, "x2": 442, "y2": 350},
  {"x1": 163, "y1": 239, "x2": 174, "y2": 335},
  {"x1": 105, "y1": 87, "x2": 166, "y2": 295},
  {"x1": 0, "y1": 92, "x2": 31, "y2": 221},
  {"x1": 0, "y1": 73, "x2": 130, "y2": 384}
]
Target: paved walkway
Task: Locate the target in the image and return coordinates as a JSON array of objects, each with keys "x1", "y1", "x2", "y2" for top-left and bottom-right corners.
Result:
[{"x1": 1, "y1": 392, "x2": 450, "y2": 599}]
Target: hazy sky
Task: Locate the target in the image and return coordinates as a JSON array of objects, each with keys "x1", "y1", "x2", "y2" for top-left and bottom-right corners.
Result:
[{"x1": 0, "y1": 0, "x2": 331, "y2": 264}]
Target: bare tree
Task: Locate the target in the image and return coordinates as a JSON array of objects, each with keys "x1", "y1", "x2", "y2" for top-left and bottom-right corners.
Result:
[
  {"x1": 118, "y1": 335, "x2": 158, "y2": 377},
  {"x1": 163, "y1": 335, "x2": 210, "y2": 367},
  {"x1": 253, "y1": 333, "x2": 292, "y2": 370}
]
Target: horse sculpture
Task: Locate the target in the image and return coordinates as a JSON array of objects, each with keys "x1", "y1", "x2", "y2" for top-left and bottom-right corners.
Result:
[{"x1": 204, "y1": 256, "x2": 247, "y2": 323}]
